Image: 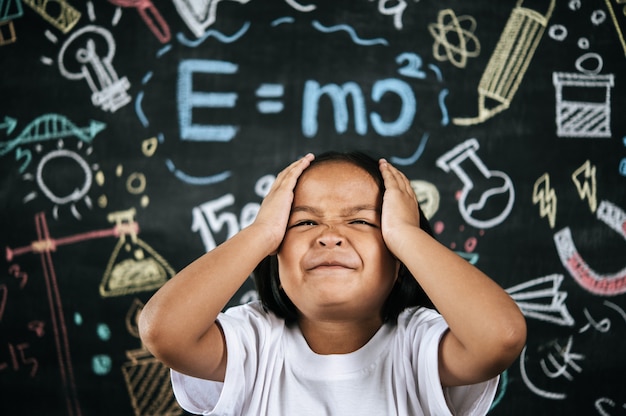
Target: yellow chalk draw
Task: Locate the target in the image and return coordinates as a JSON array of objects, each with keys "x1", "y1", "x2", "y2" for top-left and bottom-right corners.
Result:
[
  {"x1": 122, "y1": 299, "x2": 183, "y2": 416},
  {"x1": 532, "y1": 173, "x2": 557, "y2": 229},
  {"x1": 572, "y1": 160, "x2": 597, "y2": 213},
  {"x1": 453, "y1": 0, "x2": 555, "y2": 126},
  {"x1": 428, "y1": 9, "x2": 481, "y2": 69},
  {"x1": 99, "y1": 208, "x2": 175, "y2": 297},
  {"x1": 141, "y1": 137, "x2": 159, "y2": 157},
  {"x1": 22, "y1": 0, "x2": 81, "y2": 34},
  {"x1": 604, "y1": 0, "x2": 626, "y2": 56},
  {"x1": 409, "y1": 180, "x2": 440, "y2": 220},
  {"x1": 0, "y1": 20, "x2": 17, "y2": 46}
]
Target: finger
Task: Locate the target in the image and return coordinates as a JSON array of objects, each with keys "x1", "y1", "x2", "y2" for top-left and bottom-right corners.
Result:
[
  {"x1": 379, "y1": 158, "x2": 401, "y2": 190},
  {"x1": 380, "y1": 159, "x2": 412, "y2": 194},
  {"x1": 272, "y1": 153, "x2": 315, "y2": 189}
]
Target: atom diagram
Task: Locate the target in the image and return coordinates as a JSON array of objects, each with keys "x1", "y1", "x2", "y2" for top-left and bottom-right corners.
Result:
[{"x1": 428, "y1": 9, "x2": 481, "y2": 68}]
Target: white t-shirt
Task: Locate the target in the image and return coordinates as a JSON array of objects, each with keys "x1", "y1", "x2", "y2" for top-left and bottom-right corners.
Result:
[{"x1": 171, "y1": 301, "x2": 498, "y2": 415}]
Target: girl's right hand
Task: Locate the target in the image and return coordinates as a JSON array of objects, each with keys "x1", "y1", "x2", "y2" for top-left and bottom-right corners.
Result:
[{"x1": 252, "y1": 153, "x2": 315, "y2": 252}]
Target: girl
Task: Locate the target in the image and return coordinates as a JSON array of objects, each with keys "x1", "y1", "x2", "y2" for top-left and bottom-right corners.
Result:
[{"x1": 139, "y1": 151, "x2": 526, "y2": 415}]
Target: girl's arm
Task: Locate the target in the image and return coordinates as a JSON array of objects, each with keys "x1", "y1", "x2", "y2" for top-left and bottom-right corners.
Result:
[
  {"x1": 138, "y1": 154, "x2": 314, "y2": 382},
  {"x1": 378, "y1": 159, "x2": 526, "y2": 387}
]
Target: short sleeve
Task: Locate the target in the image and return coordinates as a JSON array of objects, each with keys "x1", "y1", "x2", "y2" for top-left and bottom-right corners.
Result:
[
  {"x1": 170, "y1": 371, "x2": 224, "y2": 415},
  {"x1": 403, "y1": 307, "x2": 499, "y2": 415},
  {"x1": 170, "y1": 302, "x2": 280, "y2": 415}
]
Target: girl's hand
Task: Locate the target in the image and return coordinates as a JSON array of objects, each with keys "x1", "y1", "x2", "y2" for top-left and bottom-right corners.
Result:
[
  {"x1": 378, "y1": 158, "x2": 421, "y2": 255},
  {"x1": 253, "y1": 153, "x2": 315, "y2": 252}
]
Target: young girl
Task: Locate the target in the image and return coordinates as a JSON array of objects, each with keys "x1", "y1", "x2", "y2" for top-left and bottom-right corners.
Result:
[{"x1": 139, "y1": 151, "x2": 527, "y2": 415}]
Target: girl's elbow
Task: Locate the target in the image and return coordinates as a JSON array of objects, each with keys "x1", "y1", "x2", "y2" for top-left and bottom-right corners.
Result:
[
  {"x1": 138, "y1": 307, "x2": 167, "y2": 357},
  {"x1": 495, "y1": 313, "x2": 527, "y2": 368}
]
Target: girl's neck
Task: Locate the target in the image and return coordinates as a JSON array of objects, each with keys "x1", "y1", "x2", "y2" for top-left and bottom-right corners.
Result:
[{"x1": 296, "y1": 315, "x2": 384, "y2": 355}]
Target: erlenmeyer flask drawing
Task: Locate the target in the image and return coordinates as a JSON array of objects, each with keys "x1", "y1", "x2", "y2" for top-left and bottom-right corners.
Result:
[
  {"x1": 100, "y1": 208, "x2": 175, "y2": 297},
  {"x1": 121, "y1": 299, "x2": 183, "y2": 416},
  {"x1": 437, "y1": 138, "x2": 515, "y2": 229}
]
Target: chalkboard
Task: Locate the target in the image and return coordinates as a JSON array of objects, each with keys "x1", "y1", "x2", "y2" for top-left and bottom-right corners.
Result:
[{"x1": 1, "y1": 0, "x2": 625, "y2": 415}]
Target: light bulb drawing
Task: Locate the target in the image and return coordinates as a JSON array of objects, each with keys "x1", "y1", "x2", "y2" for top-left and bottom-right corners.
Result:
[{"x1": 57, "y1": 24, "x2": 131, "y2": 113}]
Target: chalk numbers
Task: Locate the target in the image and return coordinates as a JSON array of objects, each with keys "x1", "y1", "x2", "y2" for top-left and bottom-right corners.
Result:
[
  {"x1": 396, "y1": 52, "x2": 427, "y2": 79},
  {"x1": 0, "y1": 342, "x2": 39, "y2": 378},
  {"x1": 1, "y1": 264, "x2": 39, "y2": 378},
  {"x1": 192, "y1": 175, "x2": 275, "y2": 252}
]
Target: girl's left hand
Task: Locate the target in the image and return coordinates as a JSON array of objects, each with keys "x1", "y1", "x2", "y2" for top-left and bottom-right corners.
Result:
[{"x1": 378, "y1": 158, "x2": 421, "y2": 254}]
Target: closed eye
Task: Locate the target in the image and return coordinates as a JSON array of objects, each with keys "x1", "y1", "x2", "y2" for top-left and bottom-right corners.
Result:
[
  {"x1": 291, "y1": 220, "x2": 317, "y2": 227},
  {"x1": 349, "y1": 219, "x2": 377, "y2": 227}
]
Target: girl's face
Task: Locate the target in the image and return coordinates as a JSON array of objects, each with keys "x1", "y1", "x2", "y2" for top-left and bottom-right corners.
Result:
[{"x1": 277, "y1": 161, "x2": 399, "y2": 322}]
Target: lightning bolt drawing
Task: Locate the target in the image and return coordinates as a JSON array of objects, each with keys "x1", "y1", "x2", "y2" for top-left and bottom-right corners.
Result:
[
  {"x1": 532, "y1": 173, "x2": 557, "y2": 228},
  {"x1": 572, "y1": 160, "x2": 597, "y2": 213},
  {"x1": 507, "y1": 274, "x2": 575, "y2": 327}
]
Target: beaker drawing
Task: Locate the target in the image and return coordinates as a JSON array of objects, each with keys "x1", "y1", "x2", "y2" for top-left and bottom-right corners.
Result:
[{"x1": 99, "y1": 208, "x2": 175, "y2": 297}]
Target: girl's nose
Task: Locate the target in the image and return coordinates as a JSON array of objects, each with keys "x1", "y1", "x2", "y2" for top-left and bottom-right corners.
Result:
[{"x1": 317, "y1": 227, "x2": 343, "y2": 247}]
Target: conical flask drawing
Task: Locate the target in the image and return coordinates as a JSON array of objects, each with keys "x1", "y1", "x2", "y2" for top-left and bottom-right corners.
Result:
[{"x1": 100, "y1": 208, "x2": 175, "y2": 297}]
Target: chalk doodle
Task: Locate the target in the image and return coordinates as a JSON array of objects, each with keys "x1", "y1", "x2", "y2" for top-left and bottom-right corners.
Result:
[
  {"x1": 507, "y1": 274, "x2": 575, "y2": 327},
  {"x1": 596, "y1": 397, "x2": 626, "y2": 416},
  {"x1": 22, "y1": 0, "x2": 81, "y2": 33},
  {"x1": 4, "y1": 207, "x2": 176, "y2": 414},
  {"x1": 571, "y1": 160, "x2": 597, "y2": 213},
  {"x1": 0, "y1": 113, "x2": 105, "y2": 174},
  {"x1": 121, "y1": 299, "x2": 182, "y2": 415},
  {"x1": 0, "y1": 0, "x2": 21, "y2": 45},
  {"x1": 453, "y1": 0, "x2": 555, "y2": 125},
  {"x1": 409, "y1": 178, "x2": 440, "y2": 220},
  {"x1": 192, "y1": 174, "x2": 273, "y2": 252},
  {"x1": 137, "y1": 12, "x2": 448, "y2": 185},
  {"x1": 57, "y1": 25, "x2": 132, "y2": 113},
  {"x1": 604, "y1": 0, "x2": 626, "y2": 55},
  {"x1": 108, "y1": 0, "x2": 171, "y2": 43},
  {"x1": 532, "y1": 173, "x2": 558, "y2": 229},
  {"x1": 428, "y1": 9, "x2": 481, "y2": 69},
  {"x1": 436, "y1": 138, "x2": 515, "y2": 229},
  {"x1": 554, "y1": 200, "x2": 626, "y2": 296},
  {"x1": 553, "y1": 72, "x2": 614, "y2": 138},
  {"x1": 520, "y1": 336, "x2": 584, "y2": 400},
  {"x1": 100, "y1": 208, "x2": 175, "y2": 297},
  {"x1": 172, "y1": 0, "x2": 251, "y2": 38}
]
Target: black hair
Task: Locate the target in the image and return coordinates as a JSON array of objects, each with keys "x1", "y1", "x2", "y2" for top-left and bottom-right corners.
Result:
[{"x1": 253, "y1": 151, "x2": 436, "y2": 324}]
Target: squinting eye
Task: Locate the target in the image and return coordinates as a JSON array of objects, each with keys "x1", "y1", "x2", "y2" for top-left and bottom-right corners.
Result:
[
  {"x1": 350, "y1": 220, "x2": 374, "y2": 226},
  {"x1": 293, "y1": 220, "x2": 316, "y2": 227}
]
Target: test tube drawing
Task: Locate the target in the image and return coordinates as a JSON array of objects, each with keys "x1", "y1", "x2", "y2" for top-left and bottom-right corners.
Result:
[{"x1": 453, "y1": 0, "x2": 555, "y2": 126}]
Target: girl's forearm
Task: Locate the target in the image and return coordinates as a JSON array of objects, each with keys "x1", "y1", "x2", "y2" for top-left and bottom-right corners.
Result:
[
  {"x1": 139, "y1": 224, "x2": 273, "y2": 352},
  {"x1": 398, "y1": 228, "x2": 526, "y2": 375}
]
